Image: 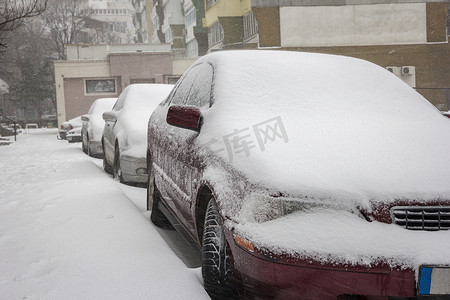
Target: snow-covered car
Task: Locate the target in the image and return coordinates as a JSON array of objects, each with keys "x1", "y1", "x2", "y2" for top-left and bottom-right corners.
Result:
[
  {"x1": 58, "y1": 116, "x2": 82, "y2": 140},
  {"x1": 102, "y1": 84, "x2": 174, "y2": 185},
  {"x1": 66, "y1": 127, "x2": 82, "y2": 143},
  {"x1": 147, "y1": 50, "x2": 450, "y2": 299},
  {"x1": 81, "y1": 98, "x2": 117, "y2": 157}
]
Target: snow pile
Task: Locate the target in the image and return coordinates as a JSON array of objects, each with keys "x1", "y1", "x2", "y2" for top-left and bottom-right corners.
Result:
[
  {"x1": 114, "y1": 84, "x2": 173, "y2": 158},
  {"x1": 0, "y1": 130, "x2": 208, "y2": 299}
]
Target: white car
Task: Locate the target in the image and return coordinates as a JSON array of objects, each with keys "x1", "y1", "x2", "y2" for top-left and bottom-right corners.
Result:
[
  {"x1": 66, "y1": 127, "x2": 82, "y2": 143},
  {"x1": 81, "y1": 98, "x2": 117, "y2": 157},
  {"x1": 102, "y1": 84, "x2": 174, "y2": 185},
  {"x1": 58, "y1": 116, "x2": 82, "y2": 140}
]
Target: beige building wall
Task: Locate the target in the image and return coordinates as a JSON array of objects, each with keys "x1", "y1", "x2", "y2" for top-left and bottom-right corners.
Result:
[
  {"x1": 280, "y1": 3, "x2": 428, "y2": 47},
  {"x1": 54, "y1": 60, "x2": 113, "y2": 125},
  {"x1": 253, "y1": 2, "x2": 450, "y2": 109}
]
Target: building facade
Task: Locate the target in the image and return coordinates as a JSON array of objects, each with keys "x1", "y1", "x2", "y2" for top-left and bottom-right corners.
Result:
[
  {"x1": 54, "y1": 44, "x2": 196, "y2": 125},
  {"x1": 149, "y1": 0, "x2": 207, "y2": 57},
  {"x1": 88, "y1": 0, "x2": 137, "y2": 43},
  {"x1": 204, "y1": 0, "x2": 258, "y2": 51},
  {"x1": 251, "y1": 0, "x2": 449, "y2": 109}
]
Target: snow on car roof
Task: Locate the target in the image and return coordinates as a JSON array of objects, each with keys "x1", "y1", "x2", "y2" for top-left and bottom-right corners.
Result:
[
  {"x1": 89, "y1": 98, "x2": 117, "y2": 115},
  {"x1": 195, "y1": 50, "x2": 450, "y2": 206}
]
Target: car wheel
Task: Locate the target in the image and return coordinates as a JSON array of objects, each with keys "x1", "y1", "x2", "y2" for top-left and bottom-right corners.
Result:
[
  {"x1": 113, "y1": 146, "x2": 124, "y2": 183},
  {"x1": 102, "y1": 141, "x2": 113, "y2": 175},
  {"x1": 148, "y1": 158, "x2": 173, "y2": 229},
  {"x1": 202, "y1": 198, "x2": 238, "y2": 299}
]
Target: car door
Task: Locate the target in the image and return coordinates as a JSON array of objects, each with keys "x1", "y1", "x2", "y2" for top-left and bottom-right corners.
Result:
[{"x1": 155, "y1": 62, "x2": 214, "y2": 237}]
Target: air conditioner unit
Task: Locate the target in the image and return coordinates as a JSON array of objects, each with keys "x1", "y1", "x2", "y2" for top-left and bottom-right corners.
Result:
[
  {"x1": 401, "y1": 66, "x2": 415, "y2": 76},
  {"x1": 386, "y1": 66, "x2": 401, "y2": 76}
]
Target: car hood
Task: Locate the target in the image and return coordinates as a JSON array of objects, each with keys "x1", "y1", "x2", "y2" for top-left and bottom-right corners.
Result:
[{"x1": 195, "y1": 51, "x2": 450, "y2": 210}]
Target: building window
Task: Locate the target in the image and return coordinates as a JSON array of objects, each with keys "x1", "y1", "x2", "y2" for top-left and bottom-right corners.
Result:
[
  {"x1": 165, "y1": 29, "x2": 173, "y2": 43},
  {"x1": 206, "y1": 0, "x2": 218, "y2": 9},
  {"x1": 85, "y1": 79, "x2": 116, "y2": 94},
  {"x1": 208, "y1": 21, "x2": 224, "y2": 47},
  {"x1": 186, "y1": 39, "x2": 198, "y2": 57},
  {"x1": 243, "y1": 11, "x2": 258, "y2": 40}
]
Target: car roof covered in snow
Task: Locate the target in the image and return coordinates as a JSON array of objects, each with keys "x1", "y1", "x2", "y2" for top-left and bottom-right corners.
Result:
[{"x1": 192, "y1": 50, "x2": 450, "y2": 206}]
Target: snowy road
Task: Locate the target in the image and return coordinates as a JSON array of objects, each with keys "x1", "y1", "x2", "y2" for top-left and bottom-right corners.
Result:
[{"x1": 0, "y1": 130, "x2": 209, "y2": 299}]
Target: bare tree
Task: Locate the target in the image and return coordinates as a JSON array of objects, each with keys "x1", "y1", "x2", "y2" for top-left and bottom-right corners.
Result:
[
  {"x1": 0, "y1": 0, "x2": 48, "y2": 52},
  {"x1": 42, "y1": 0, "x2": 91, "y2": 60}
]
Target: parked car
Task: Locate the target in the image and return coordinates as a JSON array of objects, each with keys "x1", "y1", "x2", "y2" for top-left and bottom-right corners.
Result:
[
  {"x1": 58, "y1": 116, "x2": 82, "y2": 140},
  {"x1": 102, "y1": 84, "x2": 174, "y2": 185},
  {"x1": 66, "y1": 127, "x2": 82, "y2": 143},
  {"x1": 147, "y1": 50, "x2": 450, "y2": 300},
  {"x1": 81, "y1": 98, "x2": 117, "y2": 157}
]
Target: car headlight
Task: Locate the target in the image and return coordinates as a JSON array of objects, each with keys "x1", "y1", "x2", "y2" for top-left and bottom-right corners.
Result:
[{"x1": 239, "y1": 193, "x2": 363, "y2": 223}]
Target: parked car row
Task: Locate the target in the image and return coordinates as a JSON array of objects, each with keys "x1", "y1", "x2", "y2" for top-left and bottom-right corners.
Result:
[{"x1": 61, "y1": 51, "x2": 450, "y2": 300}]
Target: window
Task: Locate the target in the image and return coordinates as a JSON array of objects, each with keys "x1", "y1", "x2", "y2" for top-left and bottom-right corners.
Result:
[
  {"x1": 208, "y1": 21, "x2": 224, "y2": 46},
  {"x1": 169, "y1": 63, "x2": 214, "y2": 110},
  {"x1": 85, "y1": 79, "x2": 116, "y2": 94},
  {"x1": 186, "y1": 39, "x2": 198, "y2": 57},
  {"x1": 243, "y1": 11, "x2": 258, "y2": 40},
  {"x1": 206, "y1": 0, "x2": 218, "y2": 9},
  {"x1": 170, "y1": 65, "x2": 201, "y2": 105},
  {"x1": 186, "y1": 63, "x2": 214, "y2": 110}
]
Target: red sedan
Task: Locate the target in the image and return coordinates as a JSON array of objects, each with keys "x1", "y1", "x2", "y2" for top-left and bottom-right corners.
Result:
[{"x1": 147, "y1": 50, "x2": 450, "y2": 299}]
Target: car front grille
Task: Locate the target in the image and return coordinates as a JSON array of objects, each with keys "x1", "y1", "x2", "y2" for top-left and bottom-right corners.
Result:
[{"x1": 391, "y1": 206, "x2": 450, "y2": 231}]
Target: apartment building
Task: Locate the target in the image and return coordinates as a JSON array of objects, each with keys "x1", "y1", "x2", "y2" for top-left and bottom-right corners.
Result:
[
  {"x1": 88, "y1": 0, "x2": 137, "y2": 43},
  {"x1": 204, "y1": 0, "x2": 258, "y2": 51}
]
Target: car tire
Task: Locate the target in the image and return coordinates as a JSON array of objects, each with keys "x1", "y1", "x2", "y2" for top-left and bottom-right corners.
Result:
[
  {"x1": 113, "y1": 146, "x2": 124, "y2": 183},
  {"x1": 148, "y1": 159, "x2": 173, "y2": 229},
  {"x1": 202, "y1": 198, "x2": 238, "y2": 300},
  {"x1": 102, "y1": 141, "x2": 113, "y2": 175}
]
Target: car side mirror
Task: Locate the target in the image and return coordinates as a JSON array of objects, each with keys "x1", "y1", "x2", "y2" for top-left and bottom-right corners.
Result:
[
  {"x1": 102, "y1": 111, "x2": 117, "y2": 122},
  {"x1": 81, "y1": 115, "x2": 90, "y2": 122},
  {"x1": 166, "y1": 105, "x2": 202, "y2": 132}
]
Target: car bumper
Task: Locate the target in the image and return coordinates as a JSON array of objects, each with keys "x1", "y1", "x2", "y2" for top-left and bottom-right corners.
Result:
[
  {"x1": 67, "y1": 135, "x2": 81, "y2": 143},
  {"x1": 120, "y1": 155, "x2": 147, "y2": 184},
  {"x1": 88, "y1": 141, "x2": 103, "y2": 157},
  {"x1": 226, "y1": 229, "x2": 418, "y2": 300}
]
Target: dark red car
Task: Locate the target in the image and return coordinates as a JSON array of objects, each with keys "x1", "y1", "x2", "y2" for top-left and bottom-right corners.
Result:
[{"x1": 147, "y1": 50, "x2": 450, "y2": 299}]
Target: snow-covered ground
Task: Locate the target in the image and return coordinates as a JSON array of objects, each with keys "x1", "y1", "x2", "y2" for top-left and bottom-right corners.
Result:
[{"x1": 0, "y1": 129, "x2": 209, "y2": 299}]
